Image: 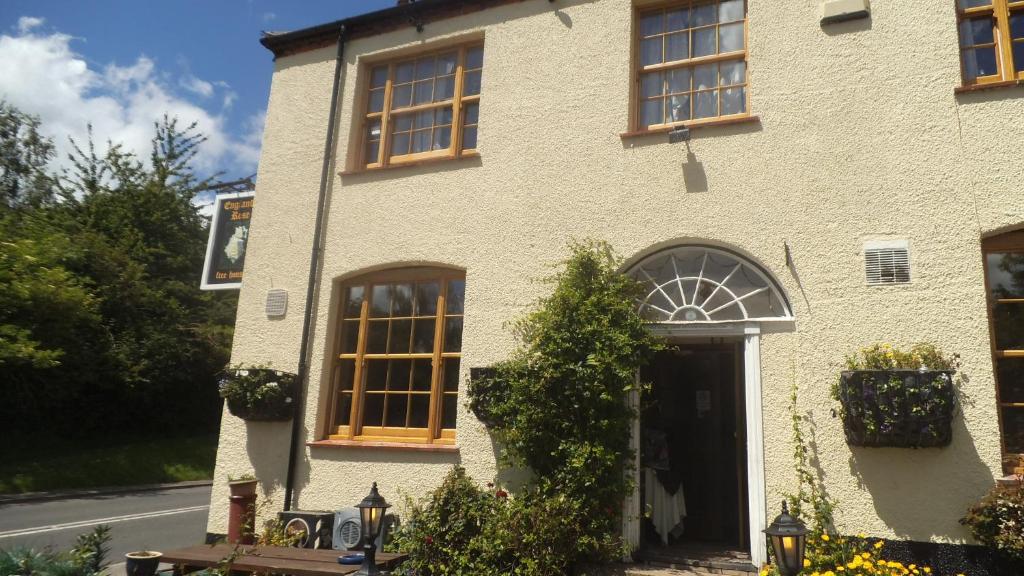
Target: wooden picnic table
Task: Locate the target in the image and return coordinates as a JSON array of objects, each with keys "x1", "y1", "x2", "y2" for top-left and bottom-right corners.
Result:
[{"x1": 160, "y1": 543, "x2": 407, "y2": 576}]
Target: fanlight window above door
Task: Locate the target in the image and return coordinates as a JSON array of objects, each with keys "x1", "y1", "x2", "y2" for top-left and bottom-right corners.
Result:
[{"x1": 628, "y1": 246, "x2": 792, "y2": 323}]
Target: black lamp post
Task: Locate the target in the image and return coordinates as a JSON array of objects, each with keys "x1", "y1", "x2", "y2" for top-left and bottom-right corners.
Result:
[
  {"x1": 353, "y1": 482, "x2": 391, "y2": 576},
  {"x1": 764, "y1": 501, "x2": 809, "y2": 576}
]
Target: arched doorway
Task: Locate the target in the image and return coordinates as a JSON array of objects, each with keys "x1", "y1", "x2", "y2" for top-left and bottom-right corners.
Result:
[{"x1": 622, "y1": 245, "x2": 792, "y2": 569}]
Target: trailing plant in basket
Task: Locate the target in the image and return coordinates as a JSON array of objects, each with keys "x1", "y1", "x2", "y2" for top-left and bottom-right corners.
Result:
[
  {"x1": 831, "y1": 343, "x2": 959, "y2": 448},
  {"x1": 218, "y1": 365, "x2": 296, "y2": 421}
]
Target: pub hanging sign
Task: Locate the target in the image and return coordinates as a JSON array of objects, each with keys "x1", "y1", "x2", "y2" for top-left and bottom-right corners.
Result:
[{"x1": 200, "y1": 191, "x2": 254, "y2": 290}]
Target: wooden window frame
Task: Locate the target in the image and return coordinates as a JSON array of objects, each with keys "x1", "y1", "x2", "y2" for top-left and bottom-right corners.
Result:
[
  {"x1": 327, "y1": 268, "x2": 464, "y2": 446},
  {"x1": 957, "y1": 0, "x2": 1024, "y2": 86},
  {"x1": 982, "y1": 230, "x2": 1024, "y2": 472},
  {"x1": 359, "y1": 44, "x2": 483, "y2": 170},
  {"x1": 631, "y1": 0, "x2": 750, "y2": 133}
]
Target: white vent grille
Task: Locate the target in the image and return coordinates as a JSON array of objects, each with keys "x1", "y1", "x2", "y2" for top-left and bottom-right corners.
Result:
[
  {"x1": 266, "y1": 289, "x2": 288, "y2": 318},
  {"x1": 864, "y1": 241, "x2": 910, "y2": 285}
]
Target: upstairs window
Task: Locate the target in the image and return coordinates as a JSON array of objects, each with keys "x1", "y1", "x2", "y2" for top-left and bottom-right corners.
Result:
[
  {"x1": 635, "y1": 0, "x2": 748, "y2": 130},
  {"x1": 361, "y1": 44, "x2": 482, "y2": 168},
  {"x1": 957, "y1": 0, "x2": 1024, "y2": 85},
  {"x1": 329, "y1": 269, "x2": 464, "y2": 445}
]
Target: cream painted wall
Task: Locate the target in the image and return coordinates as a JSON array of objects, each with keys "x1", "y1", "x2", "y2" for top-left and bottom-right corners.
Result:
[{"x1": 208, "y1": 0, "x2": 1022, "y2": 546}]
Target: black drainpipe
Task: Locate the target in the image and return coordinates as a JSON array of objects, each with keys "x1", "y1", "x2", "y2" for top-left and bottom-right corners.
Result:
[{"x1": 284, "y1": 24, "x2": 347, "y2": 512}]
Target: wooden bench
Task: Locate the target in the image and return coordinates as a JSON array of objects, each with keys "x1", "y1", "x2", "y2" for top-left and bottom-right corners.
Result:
[{"x1": 161, "y1": 543, "x2": 407, "y2": 576}]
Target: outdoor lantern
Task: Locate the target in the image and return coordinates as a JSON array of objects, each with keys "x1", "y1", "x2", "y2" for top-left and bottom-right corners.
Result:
[
  {"x1": 764, "y1": 501, "x2": 809, "y2": 576},
  {"x1": 354, "y1": 482, "x2": 391, "y2": 576}
]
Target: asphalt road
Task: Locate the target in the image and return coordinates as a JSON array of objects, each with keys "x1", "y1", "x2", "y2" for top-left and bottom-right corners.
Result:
[{"x1": 0, "y1": 485, "x2": 212, "y2": 575}]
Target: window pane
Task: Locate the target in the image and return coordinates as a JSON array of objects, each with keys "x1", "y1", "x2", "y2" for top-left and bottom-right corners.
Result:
[
  {"x1": 463, "y1": 70, "x2": 482, "y2": 96},
  {"x1": 436, "y1": 76, "x2": 455, "y2": 100},
  {"x1": 640, "y1": 12, "x2": 663, "y2": 36},
  {"x1": 413, "y1": 80, "x2": 433, "y2": 105},
  {"x1": 444, "y1": 317, "x2": 463, "y2": 353},
  {"x1": 437, "y1": 52, "x2": 457, "y2": 75},
  {"x1": 667, "y1": 8, "x2": 689, "y2": 31},
  {"x1": 961, "y1": 18, "x2": 995, "y2": 47},
  {"x1": 721, "y1": 61, "x2": 746, "y2": 85},
  {"x1": 363, "y1": 394, "x2": 384, "y2": 427},
  {"x1": 1012, "y1": 13, "x2": 1024, "y2": 39},
  {"x1": 391, "y1": 132, "x2": 411, "y2": 156},
  {"x1": 344, "y1": 286, "x2": 365, "y2": 318},
  {"x1": 1002, "y1": 406, "x2": 1024, "y2": 454},
  {"x1": 694, "y1": 63, "x2": 718, "y2": 90},
  {"x1": 692, "y1": 3, "x2": 716, "y2": 26},
  {"x1": 412, "y1": 130, "x2": 431, "y2": 153},
  {"x1": 1015, "y1": 41, "x2": 1024, "y2": 73},
  {"x1": 668, "y1": 94, "x2": 691, "y2": 122},
  {"x1": 721, "y1": 86, "x2": 746, "y2": 115},
  {"x1": 987, "y1": 253, "x2": 1024, "y2": 299},
  {"x1": 693, "y1": 27, "x2": 716, "y2": 57},
  {"x1": 415, "y1": 58, "x2": 434, "y2": 80},
  {"x1": 666, "y1": 32, "x2": 689, "y2": 61},
  {"x1": 695, "y1": 90, "x2": 718, "y2": 118},
  {"x1": 413, "y1": 318, "x2": 436, "y2": 353},
  {"x1": 365, "y1": 360, "x2": 387, "y2": 391},
  {"x1": 392, "y1": 284, "x2": 413, "y2": 316},
  {"x1": 409, "y1": 395, "x2": 430, "y2": 428},
  {"x1": 641, "y1": 37, "x2": 663, "y2": 66},
  {"x1": 365, "y1": 140, "x2": 379, "y2": 165},
  {"x1": 433, "y1": 126, "x2": 452, "y2": 150},
  {"x1": 959, "y1": 0, "x2": 992, "y2": 8},
  {"x1": 465, "y1": 46, "x2": 484, "y2": 70},
  {"x1": 719, "y1": 22, "x2": 744, "y2": 53},
  {"x1": 392, "y1": 84, "x2": 413, "y2": 108},
  {"x1": 442, "y1": 394, "x2": 458, "y2": 430},
  {"x1": 994, "y1": 302, "x2": 1024, "y2": 350},
  {"x1": 368, "y1": 89, "x2": 385, "y2": 113},
  {"x1": 388, "y1": 359, "x2": 412, "y2": 391},
  {"x1": 641, "y1": 99, "x2": 663, "y2": 127},
  {"x1": 388, "y1": 319, "x2": 412, "y2": 353},
  {"x1": 370, "y1": 66, "x2": 388, "y2": 89},
  {"x1": 412, "y1": 359, "x2": 433, "y2": 391},
  {"x1": 366, "y1": 320, "x2": 388, "y2": 354},
  {"x1": 719, "y1": 0, "x2": 744, "y2": 23},
  {"x1": 462, "y1": 126, "x2": 478, "y2": 149},
  {"x1": 415, "y1": 282, "x2": 440, "y2": 316},
  {"x1": 394, "y1": 114, "x2": 414, "y2": 132},
  {"x1": 444, "y1": 358, "x2": 461, "y2": 392},
  {"x1": 641, "y1": 72, "x2": 663, "y2": 98},
  {"x1": 395, "y1": 62, "x2": 414, "y2": 83},
  {"x1": 963, "y1": 47, "x2": 998, "y2": 79},
  {"x1": 447, "y1": 279, "x2": 466, "y2": 314},
  {"x1": 997, "y1": 358, "x2": 1024, "y2": 404},
  {"x1": 464, "y1": 102, "x2": 479, "y2": 125},
  {"x1": 370, "y1": 284, "x2": 391, "y2": 317},
  {"x1": 667, "y1": 68, "x2": 691, "y2": 93},
  {"x1": 334, "y1": 392, "x2": 352, "y2": 426},
  {"x1": 385, "y1": 394, "x2": 408, "y2": 427},
  {"x1": 341, "y1": 320, "x2": 360, "y2": 354},
  {"x1": 338, "y1": 359, "x2": 356, "y2": 391}
]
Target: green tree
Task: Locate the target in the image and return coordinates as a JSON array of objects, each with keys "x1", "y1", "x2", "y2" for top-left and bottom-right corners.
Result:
[{"x1": 0, "y1": 101, "x2": 55, "y2": 209}]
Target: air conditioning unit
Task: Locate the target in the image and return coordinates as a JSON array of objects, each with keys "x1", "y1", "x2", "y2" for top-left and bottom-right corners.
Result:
[
  {"x1": 277, "y1": 510, "x2": 334, "y2": 549},
  {"x1": 332, "y1": 507, "x2": 399, "y2": 551}
]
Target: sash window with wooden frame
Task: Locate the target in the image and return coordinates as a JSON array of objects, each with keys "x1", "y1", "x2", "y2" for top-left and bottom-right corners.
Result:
[
  {"x1": 635, "y1": 0, "x2": 748, "y2": 131},
  {"x1": 330, "y1": 269, "x2": 464, "y2": 445},
  {"x1": 957, "y1": 0, "x2": 1024, "y2": 86},
  {"x1": 361, "y1": 44, "x2": 482, "y2": 169},
  {"x1": 982, "y1": 230, "x2": 1024, "y2": 472}
]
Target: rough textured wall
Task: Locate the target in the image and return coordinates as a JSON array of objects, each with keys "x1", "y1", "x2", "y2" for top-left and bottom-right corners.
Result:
[{"x1": 209, "y1": 0, "x2": 1022, "y2": 545}]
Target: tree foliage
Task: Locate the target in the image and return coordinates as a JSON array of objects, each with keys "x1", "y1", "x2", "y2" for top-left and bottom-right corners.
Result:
[{"x1": 0, "y1": 104, "x2": 237, "y2": 440}]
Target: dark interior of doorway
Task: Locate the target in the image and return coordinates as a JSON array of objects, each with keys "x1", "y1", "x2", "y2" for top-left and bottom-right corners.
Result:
[{"x1": 638, "y1": 343, "x2": 752, "y2": 570}]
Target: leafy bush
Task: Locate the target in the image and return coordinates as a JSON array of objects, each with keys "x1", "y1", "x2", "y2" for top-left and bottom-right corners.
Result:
[
  {"x1": 218, "y1": 365, "x2": 295, "y2": 421},
  {"x1": 0, "y1": 525, "x2": 110, "y2": 576},
  {"x1": 961, "y1": 482, "x2": 1024, "y2": 565}
]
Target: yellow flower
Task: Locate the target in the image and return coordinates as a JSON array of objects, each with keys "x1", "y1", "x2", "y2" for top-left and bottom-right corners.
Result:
[
  {"x1": 858, "y1": 532, "x2": 867, "y2": 538},
  {"x1": 805, "y1": 559, "x2": 812, "y2": 568},
  {"x1": 862, "y1": 552, "x2": 871, "y2": 559},
  {"x1": 874, "y1": 541, "x2": 884, "y2": 549},
  {"x1": 923, "y1": 569, "x2": 930, "y2": 574},
  {"x1": 822, "y1": 534, "x2": 831, "y2": 541},
  {"x1": 760, "y1": 569, "x2": 769, "y2": 576}
]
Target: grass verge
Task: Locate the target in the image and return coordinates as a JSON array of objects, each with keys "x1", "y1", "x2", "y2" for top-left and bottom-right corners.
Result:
[{"x1": 0, "y1": 434, "x2": 217, "y2": 494}]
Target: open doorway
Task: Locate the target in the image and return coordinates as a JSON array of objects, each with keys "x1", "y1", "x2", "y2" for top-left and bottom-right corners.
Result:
[{"x1": 639, "y1": 342, "x2": 750, "y2": 567}]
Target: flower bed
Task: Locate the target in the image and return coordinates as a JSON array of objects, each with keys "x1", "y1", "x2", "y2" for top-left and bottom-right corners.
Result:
[{"x1": 218, "y1": 367, "x2": 296, "y2": 421}]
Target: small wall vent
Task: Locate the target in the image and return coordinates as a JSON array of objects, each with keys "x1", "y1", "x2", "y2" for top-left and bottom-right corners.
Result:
[
  {"x1": 864, "y1": 240, "x2": 910, "y2": 285},
  {"x1": 266, "y1": 288, "x2": 288, "y2": 318}
]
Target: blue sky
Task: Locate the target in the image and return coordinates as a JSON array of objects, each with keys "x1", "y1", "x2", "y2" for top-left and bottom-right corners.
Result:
[{"x1": 0, "y1": 1, "x2": 394, "y2": 180}]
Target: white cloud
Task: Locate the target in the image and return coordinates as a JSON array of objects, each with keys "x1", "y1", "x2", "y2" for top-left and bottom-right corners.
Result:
[
  {"x1": 17, "y1": 16, "x2": 44, "y2": 34},
  {"x1": 0, "y1": 20, "x2": 260, "y2": 177}
]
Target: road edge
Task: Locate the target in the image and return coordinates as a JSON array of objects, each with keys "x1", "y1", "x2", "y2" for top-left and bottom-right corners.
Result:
[{"x1": 0, "y1": 480, "x2": 213, "y2": 505}]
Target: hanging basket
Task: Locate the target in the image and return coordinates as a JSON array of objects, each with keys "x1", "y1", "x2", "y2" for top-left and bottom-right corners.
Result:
[
  {"x1": 838, "y1": 369, "x2": 956, "y2": 448},
  {"x1": 220, "y1": 368, "x2": 297, "y2": 422}
]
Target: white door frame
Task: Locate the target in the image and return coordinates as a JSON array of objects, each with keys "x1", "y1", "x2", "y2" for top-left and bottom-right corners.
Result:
[{"x1": 623, "y1": 321, "x2": 767, "y2": 568}]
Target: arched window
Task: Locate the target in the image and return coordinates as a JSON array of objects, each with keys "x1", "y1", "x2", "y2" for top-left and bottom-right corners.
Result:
[
  {"x1": 628, "y1": 246, "x2": 791, "y2": 323},
  {"x1": 328, "y1": 267, "x2": 464, "y2": 445}
]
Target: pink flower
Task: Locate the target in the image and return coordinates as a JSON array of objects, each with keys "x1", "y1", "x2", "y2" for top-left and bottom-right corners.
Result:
[
  {"x1": 496, "y1": 489, "x2": 508, "y2": 498},
  {"x1": 424, "y1": 536, "x2": 433, "y2": 545}
]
